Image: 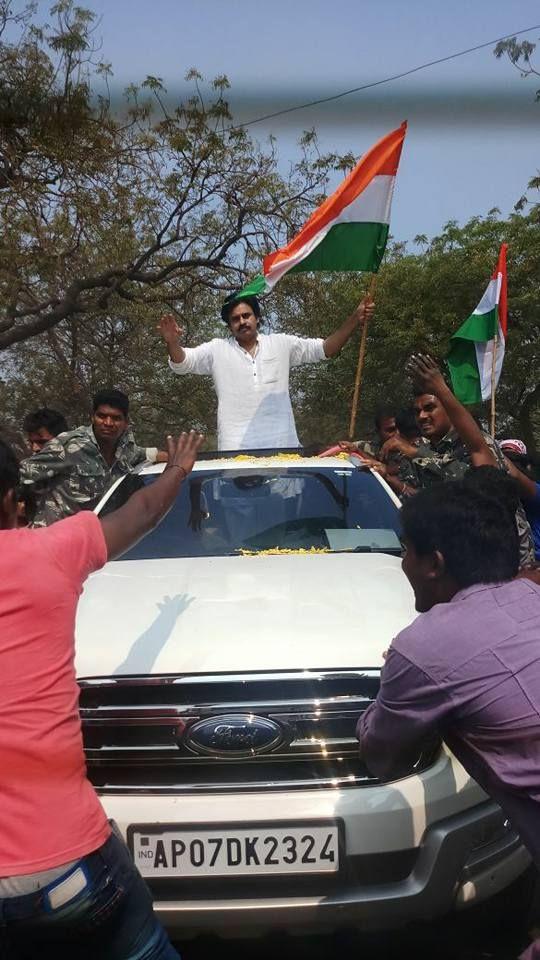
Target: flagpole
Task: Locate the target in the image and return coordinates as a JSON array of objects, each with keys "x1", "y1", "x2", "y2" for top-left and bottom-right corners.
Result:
[
  {"x1": 348, "y1": 274, "x2": 377, "y2": 440},
  {"x1": 490, "y1": 331, "x2": 498, "y2": 438}
]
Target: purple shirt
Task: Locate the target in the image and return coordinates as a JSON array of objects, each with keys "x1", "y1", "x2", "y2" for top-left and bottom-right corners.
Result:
[{"x1": 357, "y1": 578, "x2": 540, "y2": 867}]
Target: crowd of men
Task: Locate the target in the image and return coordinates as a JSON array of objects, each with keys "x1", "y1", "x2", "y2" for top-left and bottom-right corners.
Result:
[{"x1": 0, "y1": 290, "x2": 539, "y2": 959}]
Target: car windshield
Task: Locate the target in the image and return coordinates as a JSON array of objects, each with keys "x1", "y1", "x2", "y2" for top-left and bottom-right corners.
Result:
[{"x1": 100, "y1": 466, "x2": 401, "y2": 560}]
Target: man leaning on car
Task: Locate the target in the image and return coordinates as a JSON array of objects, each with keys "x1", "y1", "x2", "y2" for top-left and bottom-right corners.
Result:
[
  {"x1": 357, "y1": 478, "x2": 540, "y2": 960},
  {"x1": 19, "y1": 388, "x2": 168, "y2": 526}
]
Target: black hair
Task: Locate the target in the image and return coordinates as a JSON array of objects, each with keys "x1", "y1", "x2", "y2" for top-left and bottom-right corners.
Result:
[
  {"x1": 396, "y1": 407, "x2": 421, "y2": 441},
  {"x1": 92, "y1": 389, "x2": 129, "y2": 418},
  {"x1": 412, "y1": 385, "x2": 438, "y2": 399},
  {"x1": 23, "y1": 407, "x2": 68, "y2": 436},
  {"x1": 400, "y1": 478, "x2": 519, "y2": 587},
  {"x1": 220, "y1": 291, "x2": 262, "y2": 325},
  {"x1": 0, "y1": 425, "x2": 27, "y2": 459},
  {"x1": 373, "y1": 405, "x2": 396, "y2": 430},
  {"x1": 0, "y1": 439, "x2": 20, "y2": 500},
  {"x1": 461, "y1": 466, "x2": 520, "y2": 522}
]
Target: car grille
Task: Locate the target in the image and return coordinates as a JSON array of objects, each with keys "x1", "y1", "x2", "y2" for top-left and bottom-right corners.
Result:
[{"x1": 79, "y1": 669, "x2": 434, "y2": 794}]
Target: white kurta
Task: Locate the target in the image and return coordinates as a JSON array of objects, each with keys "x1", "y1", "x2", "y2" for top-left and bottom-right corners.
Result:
[{"x1": 169, "y1": 333, "x2": 326, "y2": 451}]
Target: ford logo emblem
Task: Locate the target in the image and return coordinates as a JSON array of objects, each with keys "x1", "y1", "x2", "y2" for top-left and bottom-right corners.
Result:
[{"x1": 184, "y1": 714, "x2": 283, "y2": 757}]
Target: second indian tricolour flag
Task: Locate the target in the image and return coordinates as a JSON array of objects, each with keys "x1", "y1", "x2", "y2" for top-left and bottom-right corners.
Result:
[
  {"x1": 238, "y1": 122, "x2": 407, "y2": 299},
  {"x1": 447, "y1": 244, "x2": 508, "y2": 405}
]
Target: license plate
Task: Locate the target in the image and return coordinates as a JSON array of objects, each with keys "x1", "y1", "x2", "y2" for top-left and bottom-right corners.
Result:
[{"x1": 130, "y1": 823, "x2": 340, "y2": 878}]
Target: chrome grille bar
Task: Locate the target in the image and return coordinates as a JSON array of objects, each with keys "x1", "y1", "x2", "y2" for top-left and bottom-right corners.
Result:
[{"x1": 78, "y1": 668, "x2": 437, "y2": 795}]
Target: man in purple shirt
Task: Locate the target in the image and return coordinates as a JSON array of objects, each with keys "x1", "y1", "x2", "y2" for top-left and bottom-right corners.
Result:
[{"x1": 357, "y1": 479, "x2": 540, "y2": 957}]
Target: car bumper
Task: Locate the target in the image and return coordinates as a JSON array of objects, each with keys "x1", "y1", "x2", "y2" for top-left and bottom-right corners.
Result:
[{"x1": 101, "y1": 750, "x2": 530, "y2": 935}]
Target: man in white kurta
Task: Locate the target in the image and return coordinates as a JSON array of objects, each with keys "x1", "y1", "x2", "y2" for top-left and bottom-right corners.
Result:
[{"x1": 158, "y1": 292, "x2": 373, "y2": 451}]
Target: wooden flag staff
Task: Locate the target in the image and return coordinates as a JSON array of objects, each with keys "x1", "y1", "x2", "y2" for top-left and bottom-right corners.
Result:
[
  {"x1": 490, "y1": 332, "x2": 498, "y2": 438},
  {"x1": 348, "y1": 273, "x2": 377, "y2": 440}
]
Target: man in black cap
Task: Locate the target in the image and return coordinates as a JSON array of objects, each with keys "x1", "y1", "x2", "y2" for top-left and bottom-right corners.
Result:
[{"x1": 157, "y1": 292, "x2": 374, "y2": 451}]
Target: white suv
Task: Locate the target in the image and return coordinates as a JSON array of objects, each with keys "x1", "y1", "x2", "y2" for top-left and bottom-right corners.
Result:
[{"x1": 75, "y1": 453, "x2": 529, "y2": 936}]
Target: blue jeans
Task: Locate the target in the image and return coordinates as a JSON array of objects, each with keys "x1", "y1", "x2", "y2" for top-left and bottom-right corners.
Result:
[{"x1": 0, "y1": 833, "x2": 180, "y2": 960}]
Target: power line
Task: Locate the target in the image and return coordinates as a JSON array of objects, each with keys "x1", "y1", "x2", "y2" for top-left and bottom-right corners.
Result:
[{"x1": 228, "y1": 24, "x2": 540, "y2": 130}]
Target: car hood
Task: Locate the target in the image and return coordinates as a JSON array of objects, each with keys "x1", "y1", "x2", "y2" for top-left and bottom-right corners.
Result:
[{"x1": 75, "y1": 553, "x2": 416, "y2": 677}]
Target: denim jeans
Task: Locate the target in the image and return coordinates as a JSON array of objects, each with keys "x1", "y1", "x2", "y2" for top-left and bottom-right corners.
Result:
[{"x1": 0, "y1": 833, "x2": 180, "y2": 960}]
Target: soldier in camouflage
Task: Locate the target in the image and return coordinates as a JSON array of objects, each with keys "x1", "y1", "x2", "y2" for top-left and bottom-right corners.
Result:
[
  {"x1": 23, "y1": 407, "x2": 69, "y2": 453},
  {"x1": 339, "y1": 405, "x2": 398, "y2": 460},
  {"x1": 340, "y1": 406, "x2": 426, "y2": 501},
  {"x1": 19, "y1": 389, "x2": 167, "y2": 527},
  {"x1": 380, "y1": 356, "x2": 535, "y2": 566}
]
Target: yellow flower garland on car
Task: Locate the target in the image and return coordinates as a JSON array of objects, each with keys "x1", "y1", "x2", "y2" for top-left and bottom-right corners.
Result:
[{"x1": 237, "y1": 547, "x2": 330, "y2": 556}]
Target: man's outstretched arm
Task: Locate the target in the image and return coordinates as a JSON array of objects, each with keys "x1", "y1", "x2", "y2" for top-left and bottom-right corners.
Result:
[
  {"x1": 505, "y1": 457, "x2": 539, "y2": 502},
  {"x1": 357, "y1": 646, "x2": 448, "y2": 780},
  {"x1": 323, "y1": 298, "x2": 374, "y2": 358},
  {"x1": 407, "y1": 354, "x2": 496, "y2": 467},
  {"x1": 100, "y1": 431, "x2": 204, "y2": 560}
]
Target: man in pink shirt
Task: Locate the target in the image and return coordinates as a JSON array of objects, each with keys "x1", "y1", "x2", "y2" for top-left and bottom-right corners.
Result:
[{"x1": 0, "y1": 430, "x2": 203, "y2": 958}]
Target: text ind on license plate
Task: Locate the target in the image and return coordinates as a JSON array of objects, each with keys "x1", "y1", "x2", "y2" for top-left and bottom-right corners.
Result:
[{"x1": 132, "y1": 824, "x2": 339, "y2": 877}]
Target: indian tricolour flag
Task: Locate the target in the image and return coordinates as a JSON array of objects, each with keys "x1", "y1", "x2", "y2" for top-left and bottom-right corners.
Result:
[
  {"x1": 447, "y1": 244, "x2": 508, "y2": 405},
  {"x1": 237, "y1": 122, "x2": 407, "y2": 299}
]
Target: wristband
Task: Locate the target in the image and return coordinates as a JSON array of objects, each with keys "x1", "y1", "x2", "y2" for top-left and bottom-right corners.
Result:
[{"x1": 166, "y1": 465, "x2": 188, "y2": 481}]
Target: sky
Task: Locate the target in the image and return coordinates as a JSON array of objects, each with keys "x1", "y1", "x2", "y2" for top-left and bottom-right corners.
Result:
[{"x1": 36, "y1": 0, "x2": 540, "y2": 243}]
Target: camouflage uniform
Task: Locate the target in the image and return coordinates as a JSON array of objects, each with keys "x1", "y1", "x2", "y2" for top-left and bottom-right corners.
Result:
[
  {"x1": 410, "y1": 429, "x2": 535, "y2": 566},
  {"x1": 391, "y1": 440, "x2": 430, "y2": 498},
  {"x1": 19, "y1": 426, "x2": 157, "y2": 527},
  {"x1": 354, "y1": 439, "x2": 381, "y2": 459},
  {"x1": 354, "y1": 439, "x2": 426, "y2": 502}
]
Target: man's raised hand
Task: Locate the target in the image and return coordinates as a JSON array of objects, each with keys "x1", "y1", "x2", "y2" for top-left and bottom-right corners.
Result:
[
  {"x1": 100, "y1": 429, "x2": 205, "y2": 561},
  {"x1": 165, "y1": 430, "x2": 205, "y2": 479},
  {"x1": 406, "y1": 354, "x2": 445, "y2": 396},
  {"x1": 157, "y1": 314, "x2": 183, "y2": 345}
]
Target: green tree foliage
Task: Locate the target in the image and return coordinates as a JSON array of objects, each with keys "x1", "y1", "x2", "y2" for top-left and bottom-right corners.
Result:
[
  {"x1": 0, "y1": 295, "x2": 220, "y2": 447},
  {"x1": 0, "y1": 0, "x2": 342, "y2": 349},
  {"x1": 2, "y1": 209, "x2": 539, "y2": 453},
  {"x1": 278, "y1": 210, "x2": 540, "y2": 451}
]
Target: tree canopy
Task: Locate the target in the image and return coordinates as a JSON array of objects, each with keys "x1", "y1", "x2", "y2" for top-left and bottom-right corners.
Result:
[
  {"x1": 0, "y1": 0, "x2": 344, "y2": 348},
  {"x1": 1, "y1": 4, "x2": 538, "y2": 454}
]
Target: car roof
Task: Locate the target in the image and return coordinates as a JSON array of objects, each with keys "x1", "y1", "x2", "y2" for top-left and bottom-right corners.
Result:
[{"x1": 138, "y1": 454, "x2": 357, "y2": 475}]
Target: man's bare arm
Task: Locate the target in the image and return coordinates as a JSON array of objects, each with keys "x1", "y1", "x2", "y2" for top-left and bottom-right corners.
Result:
[
  {"x1": 407, "y1": 354, "x2": 496, "y2": 467},
  {"x1": 100, "y1": 431, "x2": 204, "y2": 560},
  {"x1": 323, "y1": 298, "x2": 374, "y2": 358},
  {"x1": 157, "y1": 314, "x2": 186, "y2": 364},
  {"x1": 380, "y1": 435, "x2": 419, "y2": 462},
  {"x1": 504, "y1": 456, "x2": 538, "y2": 501}
]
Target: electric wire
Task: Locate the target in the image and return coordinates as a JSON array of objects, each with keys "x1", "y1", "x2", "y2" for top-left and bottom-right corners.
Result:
[{"x1": 227, "y1": 23, "x2": 540, "y2": 130}]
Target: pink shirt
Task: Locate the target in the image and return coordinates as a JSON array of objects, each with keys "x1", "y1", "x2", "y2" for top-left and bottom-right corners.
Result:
[{"x1": 0, "y1": 511, "x2": 110, "y2": 875}]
